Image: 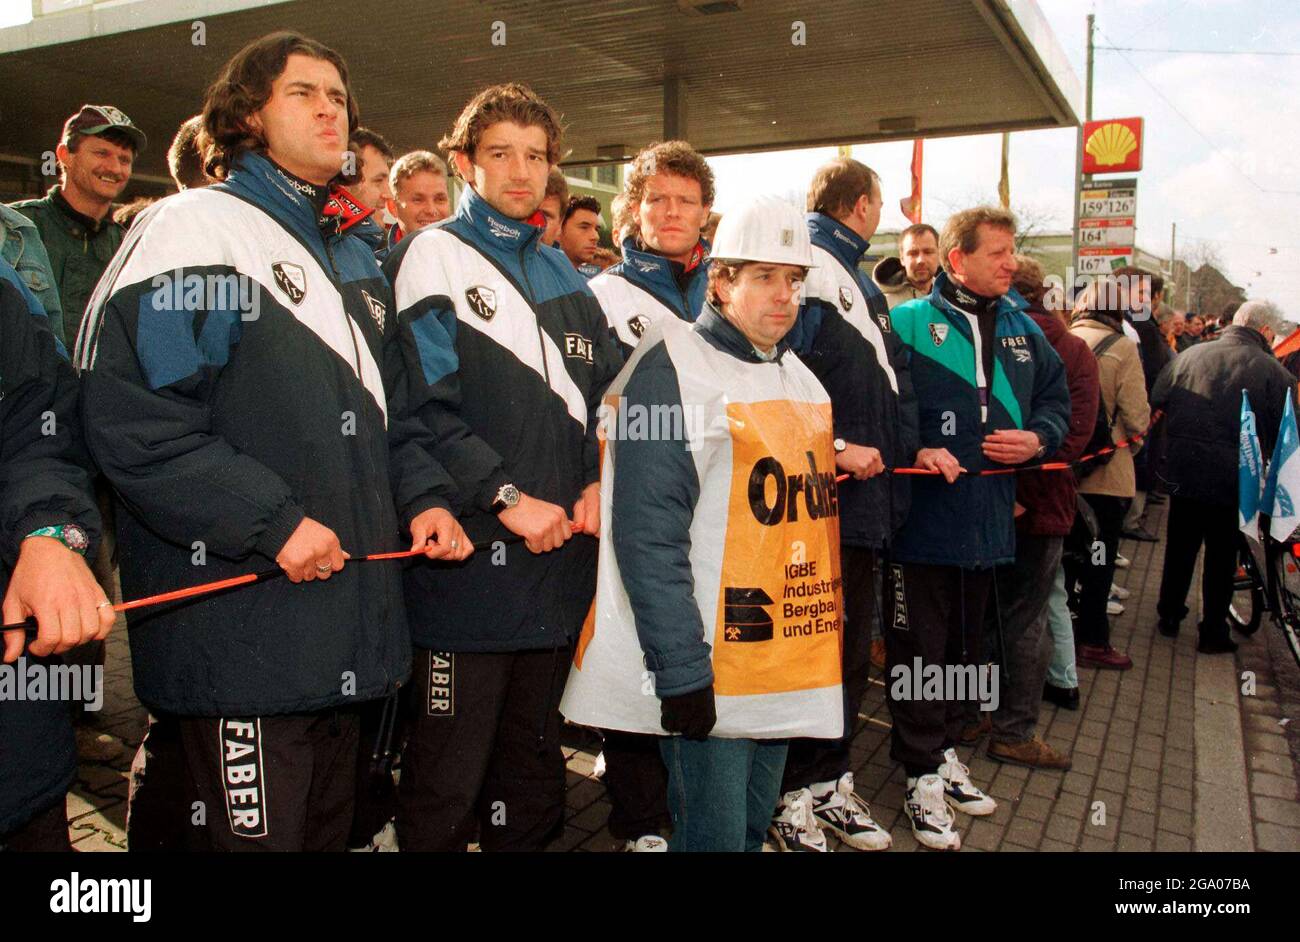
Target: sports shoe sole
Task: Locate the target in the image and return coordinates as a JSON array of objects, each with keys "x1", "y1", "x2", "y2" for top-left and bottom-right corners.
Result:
[
  {"x1": 815, "y1": 816, "x2": 892, "y2": 851},
  {"x1": 942, "y1": 793, "x2": 996, "y2": 817},
  {"x1": 766, "y1": 825, "x2": 828, "y2": 853},
  {"x1": 910, "y1": 826, "x2": 961, "y2": 851}
]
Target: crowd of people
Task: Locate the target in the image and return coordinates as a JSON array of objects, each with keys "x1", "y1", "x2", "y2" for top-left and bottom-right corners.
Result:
[{"x1": 0, "y1": 29, "x2": 1290, "y2": 854}]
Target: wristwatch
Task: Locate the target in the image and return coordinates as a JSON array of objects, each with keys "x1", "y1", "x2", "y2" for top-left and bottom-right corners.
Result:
[
  {"x1": 833, "y1": 438, "x2": 847, "y2": 454},
  {"x1": 491, "y1": 483, "x2": 521, "y2": 514},
  {"x1": 24, "y1": 523, "x2": 89, "y2": 555},
  {"x1": 1033, "y1": 434, "x2": 1047, "y2": 460}
]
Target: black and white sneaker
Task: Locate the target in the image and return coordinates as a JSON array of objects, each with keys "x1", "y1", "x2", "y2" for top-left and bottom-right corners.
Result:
[
  {"x1": 904, "y1": 774, "x2": 960, "y2": 851},
  {"x1": 769, "y1": 787, "x2": 829, "y2": 852},
  {"x1": 938, "y1": 747, "x2": 997, "y2": 816},
  {"x1": 347, "y1": 818, "x2": 399, "y2": 852},
  {"x1": 808, "y1": 773, "x2": 891, "y2": 851}
]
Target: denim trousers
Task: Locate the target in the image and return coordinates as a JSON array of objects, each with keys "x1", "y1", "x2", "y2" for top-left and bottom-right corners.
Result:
[
  {"x1": 659, "y1": 736, "x2": 788, "y2": 852},
  {"x1": 1045, "y1": 564, "x2": 1079, "y2": 689}
]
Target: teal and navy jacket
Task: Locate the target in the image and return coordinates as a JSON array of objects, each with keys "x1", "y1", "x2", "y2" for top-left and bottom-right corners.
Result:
[{"x1": 889, "y1": 272, "x2": 1070, "y2": 568}]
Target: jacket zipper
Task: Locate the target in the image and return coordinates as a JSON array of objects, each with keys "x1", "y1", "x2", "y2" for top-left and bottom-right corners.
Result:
[{"x1": 324, "y1": 235, "x2": 396, "y2": 689}]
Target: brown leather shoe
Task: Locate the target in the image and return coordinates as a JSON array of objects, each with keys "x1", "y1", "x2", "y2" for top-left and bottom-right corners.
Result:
[
  {"x1": 959, "y1": 715, "x2": 992, "y2": 744},
  {"x1": 1077, "y1": 643, "x2": 1133, "y2": 670},
  {"x1": 869, "y1": 638, "x2": 886, "y2": 671},
  {"x1": 988, "y1": 736, "x2": 1072, "y2": 770}
]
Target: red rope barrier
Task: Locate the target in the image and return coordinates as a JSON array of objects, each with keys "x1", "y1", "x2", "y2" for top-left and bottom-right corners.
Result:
[{"x1": 10, "y1": 413, "x2": 1164, "y2": 634}]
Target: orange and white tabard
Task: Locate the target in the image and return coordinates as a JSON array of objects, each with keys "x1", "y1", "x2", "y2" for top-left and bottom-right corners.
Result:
[
  {"x1": 561, "y1": 316, "x2": 844, "y2": 739},
  {"x1": 711, "y1": 398, "x2": 843, "y2": 698}
]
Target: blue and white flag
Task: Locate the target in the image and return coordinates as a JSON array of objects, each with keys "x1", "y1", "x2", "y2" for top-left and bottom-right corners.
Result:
[
  {"x1": 1239, "y1": 390, "x2": 1264, "y2": 542},
  {"x1": 1264, "y1": 389, "x2": 1300, "y2": 541}
]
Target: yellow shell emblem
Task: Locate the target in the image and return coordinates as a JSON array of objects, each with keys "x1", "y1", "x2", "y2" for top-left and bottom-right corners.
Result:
[{"x1": 1086, "y1": 122, "x2": 1138, "y2": 166}]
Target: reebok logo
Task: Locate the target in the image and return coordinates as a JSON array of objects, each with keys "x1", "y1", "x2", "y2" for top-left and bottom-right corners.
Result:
[{"x1": 486, "y1": 216, "x2": 521, "y2": 240}]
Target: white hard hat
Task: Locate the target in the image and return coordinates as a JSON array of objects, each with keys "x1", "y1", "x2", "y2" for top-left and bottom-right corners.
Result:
[{"x1": 710, "y1": 195, "x2": 816, "y2": 268}]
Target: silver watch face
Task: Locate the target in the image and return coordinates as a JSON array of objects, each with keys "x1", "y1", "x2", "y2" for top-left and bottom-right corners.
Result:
[
  {"x1": 497, "y1": 484, "x2": 521, "y2": 508},
  {"x1": 834, "y1": 438, "x2": 847, "y2": 453},
  {"x1": 63, "y1": 524, "x2": 89, "y2": 552}
]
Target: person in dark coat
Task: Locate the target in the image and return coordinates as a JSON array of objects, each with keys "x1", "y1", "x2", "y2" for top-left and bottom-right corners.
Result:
[
  {"x1": 1115, "y1": 267, "x2": 1174, "y2": 542},
  {"x1": 1152, "y1": 300, "x2": 1295, "y2": 652},
  {"x1": 0, "y1": 257, "x2": 116, "y2": 850}
]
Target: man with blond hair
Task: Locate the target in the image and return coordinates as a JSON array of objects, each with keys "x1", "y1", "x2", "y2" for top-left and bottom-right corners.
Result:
[
  {"x1": 884, "y1": 206, "x2": 1070, "y2": 849},
  {"x1": 387, "y1": 149, "x2": 452, "y2": 249},
  {"x1": 386, "y1": 83, "x2": 622, "y2": 851}
]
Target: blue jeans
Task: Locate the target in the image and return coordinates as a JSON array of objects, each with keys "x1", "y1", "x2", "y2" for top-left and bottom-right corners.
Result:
[
  {"x1": 659, "y1": 736, "x2": 788, "y2": 852},
  {"x1": 1045, "y1": 564, "x2": 1079, "y2": 688}
]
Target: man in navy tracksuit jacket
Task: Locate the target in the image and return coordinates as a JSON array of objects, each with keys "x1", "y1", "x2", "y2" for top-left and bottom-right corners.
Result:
[
  {"x1": 386, "y1": 84, "x2": 622, "y2": 851},
  {"x1": 0, "y1": 258, "x2": 115, "y2": 851},
  {"x1": 776, "y1": 158, "x2": 917, "y2": 852},
  {"x1": 77, "y1": 33, "x2": 466, "y2": 851}
]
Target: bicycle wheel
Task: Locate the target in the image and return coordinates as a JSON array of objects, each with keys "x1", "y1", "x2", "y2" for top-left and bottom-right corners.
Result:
[
  {"x1": 1268, "y1": 541, "x2": 1300, "y2": 670},
  {"x1": 1229, "y1": 544, "x2": 1264, "y2": 636}
]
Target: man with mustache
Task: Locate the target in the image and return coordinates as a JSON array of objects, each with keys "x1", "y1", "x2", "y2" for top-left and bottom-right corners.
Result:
[{"x1": 10, "y1": 105, "x2": 145, "y2": 352}]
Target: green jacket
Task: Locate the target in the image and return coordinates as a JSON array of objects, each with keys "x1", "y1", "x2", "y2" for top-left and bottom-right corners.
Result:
[{"x1": 9, "y1": 186, "x2": 123, "y2": 351}]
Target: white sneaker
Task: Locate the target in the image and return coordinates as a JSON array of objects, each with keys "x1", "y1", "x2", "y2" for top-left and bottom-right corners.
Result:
[
  {"x1": 938, "y1": 748, "x2": 997, "y2": 816},
  {"x1": 1115, "y1": 554, "x2": 1131, "y2": 569},
  {"x1": 1107, "y1": 599, "x2": 1125, "y2": 616},
  {"x1": 347, "y1": 818, "x2": 400, "y2": 852},
  {"x1": 622, "y1": 834, "x2": 668, "y2": 852},
  {"x1": 769, "y1": 787, "x2": 829, "y2": 852},
  {"x1": 1110, "y1": 583, "x2": 1131, "y2": 600},
  {"x1": 808, "y1": 773, "x2": 892, "y2": 851},
  {"x1": 904, "y1": 774, "x2": 960, "y2": 850}
]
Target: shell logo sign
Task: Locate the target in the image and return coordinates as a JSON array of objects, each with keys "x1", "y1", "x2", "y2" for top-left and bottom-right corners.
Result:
[{"x1": 1083, "y1": 117, "x2": 1144, "y2": 174}]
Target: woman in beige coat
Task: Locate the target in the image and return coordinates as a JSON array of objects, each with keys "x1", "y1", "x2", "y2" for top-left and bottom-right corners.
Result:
[{"x1": 1068, "y1": 276, "x2": 1152, "y2": 670}]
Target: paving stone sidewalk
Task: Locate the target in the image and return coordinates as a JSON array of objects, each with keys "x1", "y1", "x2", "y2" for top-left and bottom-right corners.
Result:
[{"x1": 67, "y1": 500, "x2": 1300, "y2": 851}]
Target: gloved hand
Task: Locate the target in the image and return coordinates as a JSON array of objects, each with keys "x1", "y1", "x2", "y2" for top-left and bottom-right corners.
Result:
[{"x1": 660, "y1": 686, "x2": 716, "y2": 741}]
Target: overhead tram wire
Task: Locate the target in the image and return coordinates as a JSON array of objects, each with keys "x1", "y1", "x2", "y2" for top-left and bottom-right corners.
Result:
[
  {"x1": 1097, "y1": 45, "x2": 1300, "y2": 57},
  {"x1": 1096, "y1": 28, "x2": 1300, "y2": 197}
]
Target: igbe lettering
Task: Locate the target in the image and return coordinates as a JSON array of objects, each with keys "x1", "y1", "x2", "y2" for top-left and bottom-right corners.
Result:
[{"x1": 747, "y1": 451, "x2": 839, "y2": 525}]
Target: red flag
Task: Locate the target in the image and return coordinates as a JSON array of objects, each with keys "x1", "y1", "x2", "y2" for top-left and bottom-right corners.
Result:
[{"x1": 900, "y1": 139, "x2": 923, "y2": 223}]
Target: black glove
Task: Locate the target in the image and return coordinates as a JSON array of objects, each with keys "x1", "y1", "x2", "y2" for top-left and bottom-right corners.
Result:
[{"x1": 660, "y1": 686, "x2": 716, "y2": 741}]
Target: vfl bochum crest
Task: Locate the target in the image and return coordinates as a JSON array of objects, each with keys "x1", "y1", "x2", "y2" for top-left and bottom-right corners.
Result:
[
  {"x1": 466, "y1": 285, "x2": 497, "y2": 321},
  {"x1": 929, "y1": 323, "x2": 949, "y2": 347},
  {"x1": 839, "y1": 286, "x2": 854, "y2": 312},
  {"x1": 361, "y1": 290, "x2": 386, "y2": 332},
  {"x1": 272, "y1": 262, "x2": 306, "y2": 305}
]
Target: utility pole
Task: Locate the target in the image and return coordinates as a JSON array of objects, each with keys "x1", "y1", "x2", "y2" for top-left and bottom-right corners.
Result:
[
  {"x1": 1070, "y1": 14, "x2": 1095, "y2": 285},
  {"x1": 999, "y1": 132, "x2": 1011, "y2": 210},
  {"x1": 1169, "y1": 222, "x2": 1177, "y2": 303}
]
